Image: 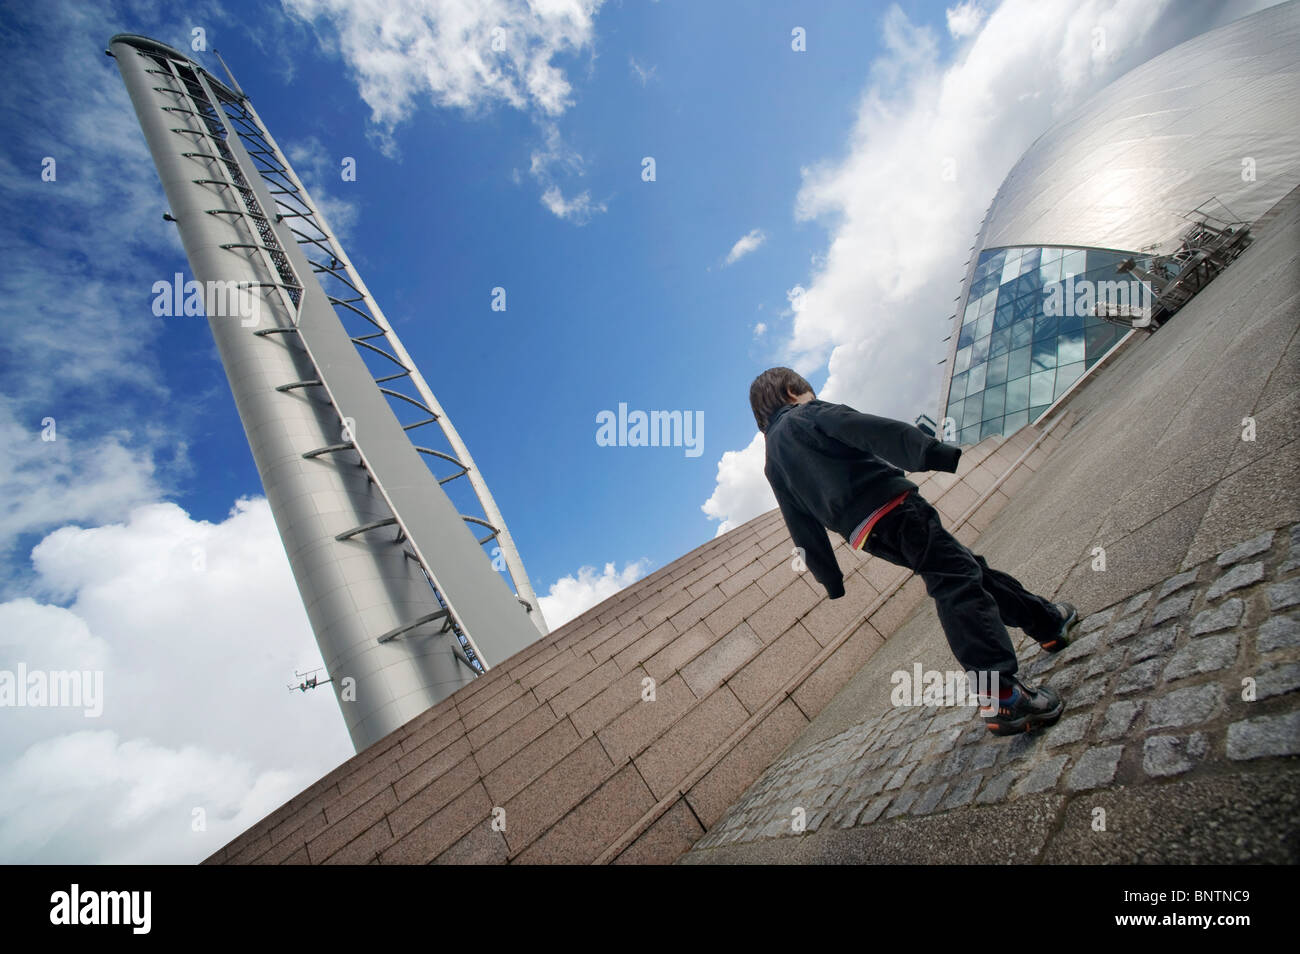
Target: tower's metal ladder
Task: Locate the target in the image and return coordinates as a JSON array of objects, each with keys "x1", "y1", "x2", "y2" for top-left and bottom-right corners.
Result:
[{"x1": 206, "y1": 60, "x2": 544, "y2": 636}]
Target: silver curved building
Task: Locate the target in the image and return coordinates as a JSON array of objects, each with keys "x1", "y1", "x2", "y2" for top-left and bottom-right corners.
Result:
[
  {"x1": 110, "y1": 34, "x2": 547, "y2": 752},
  {"x1": 939, "y1": 1, "x2": 1300, "y2": 444}
]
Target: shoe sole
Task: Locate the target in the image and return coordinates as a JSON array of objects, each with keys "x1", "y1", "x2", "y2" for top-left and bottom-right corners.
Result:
[
  {"x1": 984, "y1": 693, "x2": 1066, "y2": 736},
  {"x1": 1039, "y1": 604, "x2": 1080, "y2": 653}
]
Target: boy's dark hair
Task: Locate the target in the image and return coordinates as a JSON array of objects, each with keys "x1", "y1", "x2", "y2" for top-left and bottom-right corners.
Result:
[{"x1": 750, "y1": 367, "x2": 814, "y2": 433}]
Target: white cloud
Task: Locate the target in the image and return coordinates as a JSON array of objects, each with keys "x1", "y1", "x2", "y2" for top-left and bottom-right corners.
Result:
[
  {"x1": 0, "y1": 496, "x2": 354, "y2": 862},
  {"x1": 754, "y1": 322, "x2": 767, "y2": 337},
  {"x1": 700, "y1": 434, "x2": 774, "y2": 537},
  {"x1": 629, "y1": 55, "x2": 657, "y2": 86},
  {"x1": 284, "y1": 0, "x2": 603, "y2": 123},
  {"x1": 0, "y1": 730, "x2": 311, "y2": 864},
  {"x1": 701, "y1": 0, "x2": 1256, "y2": 536},
  {"x1": 0, "y1": 401, "x2": 165, "y2": 558},
  {"x1": 529, "y1": 121, "x2": 607, "y2": 223},
  {"x1": 539, "y1": 559, "x2": 651, "y2": 628},
  {"x1": 540, "y1": 185, "x2": 607, "y2": 223},
  {"x1": 283, "y1": 1, "x2": 608, "y2": 218},
  {"x1": 724, "y1": 228, "x2": 767, "y2": 266},
  {"x1": 946, "y1": 1, "x2": 985, "y2": 38},
  {"x1": 283, "y1": 0, "x2": 605, "y2": 148}
]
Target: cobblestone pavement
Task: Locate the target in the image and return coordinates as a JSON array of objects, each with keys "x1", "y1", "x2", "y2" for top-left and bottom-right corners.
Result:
[{"x1": 688, "y1": 522, "x2": 1300, "y2": 860}]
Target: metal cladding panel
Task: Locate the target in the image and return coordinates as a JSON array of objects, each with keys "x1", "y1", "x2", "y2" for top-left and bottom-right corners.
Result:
[
  {"x1": 936, "y1": 2, "x2": 1300, "y2": 427},
  {"x1": 978, "y1": 3, "x2": 1300, "y2": 255},
  {"x1": 295, "y1": 288, "x2": 543, "y2": 663}
]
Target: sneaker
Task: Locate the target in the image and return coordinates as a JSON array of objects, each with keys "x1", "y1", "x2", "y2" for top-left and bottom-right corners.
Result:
[
  {"x1": 983, "y1": 676, "x2": 1064, "y2": 736},
  {"x1": 1039, "y1": 601, "x2": 1079, "y2": 653}
]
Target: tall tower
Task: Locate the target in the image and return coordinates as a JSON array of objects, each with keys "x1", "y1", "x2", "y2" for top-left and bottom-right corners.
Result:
[{"x1": 109, "y1": 34, "x2": 547, "y2": 752}]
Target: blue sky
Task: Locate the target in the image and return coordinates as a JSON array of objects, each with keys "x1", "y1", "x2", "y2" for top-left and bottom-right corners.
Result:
[
  {"x1": 4, "y1": 0, "x2": 965, "y2": 609},
  {"x1": 0, "y1": 0, "x2": 1278, "y2": 862}
]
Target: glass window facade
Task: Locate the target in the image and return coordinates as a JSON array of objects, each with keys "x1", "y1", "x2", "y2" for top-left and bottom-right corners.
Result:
[{"x1": 943, "y1": 245, "x2": 1157, "y2": 445}]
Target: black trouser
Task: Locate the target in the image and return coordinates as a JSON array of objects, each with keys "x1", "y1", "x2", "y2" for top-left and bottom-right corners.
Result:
[{"x1": 862, "y1": 491, "x2": 1062, "y2": 677}]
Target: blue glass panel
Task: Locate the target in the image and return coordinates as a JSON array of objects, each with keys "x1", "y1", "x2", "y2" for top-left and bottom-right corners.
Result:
[
  {"x1": 954, "y1": 345, "x2": 971, "y2": 375},
  {"x1": 980, "y1": 419, "x2": 1002, "y2": 441},
  {"x1": 1005, "y1": 374, "x2": 1030, "y2": 413},
  {"x1": 1087, "y1": 249, "x2": 1127, "y2": 273},
  {"x1": 989, "y1": 326, "x2": 1011, "y2": 358},
  {"x1": 1000, "y1": 251, "x2": 1022, "y2": 285},
  {"x1": 962, "y1": 390, "x2": 983, "y2": 429},
  {"x1": 1086, "y1": 322, "x2": 1117, "y2": 355},
  {"x1": 1029, "y1": 368, "x2": 1055, "y2": 406},
  {"x1": 1014, "y1": 292, "x2": 1039, "y2": 321},
  {"x1": 1060, "y1": 311, "x2": 1084, "y2": 335},
  {"x1": 1014, "y1": 270, "x2": 1043, "y2": 298},
  {"x1": 1018, "y1": 247, "x2": 1041, "y2": 273},
  {"x1": 1061, "y1": 248, "x2": 1087, "y2": 278},
  {"x1": 949, "y1": 369, "x2": 968, "y2": 400},
  {"x1": 958, "y1": 322, "x2": 976, "y2": 349},
  {"x1": 982, "y1": 249, "x2": 1006, "y2": 274},
  {"x1": 960, "y1": 424, "x2": 981, "y2": 445},
  {"x1": 1007, "y1": 344, "x2": 1031, "y2": 380},
  {"x1": 1040, "y1": 246, "x2": 1063, "y2": 263},
  {"x1": 1057, "y1": 331, "x2": 1085, "y2": 365},
  {"x1": 1039, "y1": 256, "x2": 1062, "y2": 284},
  {"x1": 977, "y1": 288, "x2": 998, "y2": 315},
  {"x1": 982, "y1": 384, "x2": 1006, "y2": 420},
  {"x1": 1003, "y1": 409, "x2": 1029, "y2": 432},
  {"x1": 945, "y1": 399, "x2": 964, "y2": 431},
  {"x1": 993, "y1": 296, "x2": 1016, "y2": 329},
  {"x1": 971, "y1": 334, "x2": 990, "y2": 365},
  {"x1": 1034, "y1": 311, "x2": 1058, "y2": 340},
  {"x1": 1031, "y1": 335, "x2": 1057, "y2": 371},
  {"x1": 985, "y1": 351, "x2": 1008, "y2": 386},
  {"x1": 1010, "y1": 318, "x2": 1033, "y2": 350},
  {"x1": 967, "y1": 360, "x2": 987, "y2": 394},
  {"x1": 1054, "y1": 361, "x2": 1085, "y2": 399},
  {"x1": 963, "y1": 298, "x2": 981, "y2": 326}
]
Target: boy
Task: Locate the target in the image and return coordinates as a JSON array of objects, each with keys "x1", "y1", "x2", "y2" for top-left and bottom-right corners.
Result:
[{"x1": 750, "y1": 367, "x2": 1079, "y2": 735}]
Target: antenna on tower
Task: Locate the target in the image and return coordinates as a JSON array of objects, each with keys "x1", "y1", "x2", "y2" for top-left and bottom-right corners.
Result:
[
  {"x1": 288, "y1": 668, "x2": 333, "y2": 693},
  {"x1": 211, "y1": 47, "x2": 245, "y2": 99}
]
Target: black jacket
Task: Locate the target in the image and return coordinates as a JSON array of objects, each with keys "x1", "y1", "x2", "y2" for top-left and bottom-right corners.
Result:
[{"x1": 762, "y1": 400, "x2": 962, "y2": 599}]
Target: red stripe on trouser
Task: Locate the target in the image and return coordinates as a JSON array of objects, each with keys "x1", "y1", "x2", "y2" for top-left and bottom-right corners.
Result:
[{"x1": 852, "y1": 490, "x2": 911, "y2": 549}]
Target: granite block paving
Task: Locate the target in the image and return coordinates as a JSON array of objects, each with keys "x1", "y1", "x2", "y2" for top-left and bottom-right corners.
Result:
[{"x1": 690, "y1": 521, "x2": 1300, "y2": 859}]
